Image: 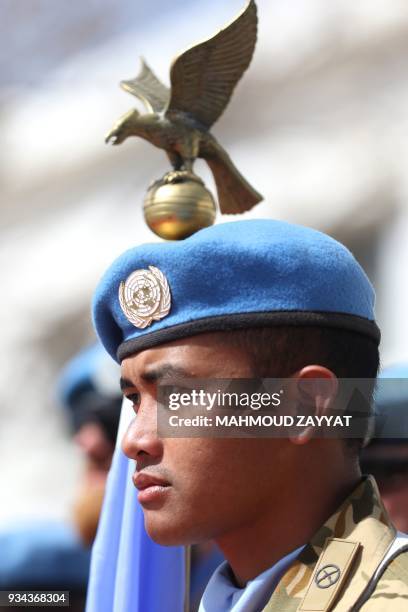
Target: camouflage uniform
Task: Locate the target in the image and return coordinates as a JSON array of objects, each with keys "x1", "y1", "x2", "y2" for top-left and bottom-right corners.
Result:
[{"x1": 264, "y1": 476, "x2": 408, "y2": 611}]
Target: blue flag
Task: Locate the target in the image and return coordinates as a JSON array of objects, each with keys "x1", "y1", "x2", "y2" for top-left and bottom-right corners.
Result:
[{"x1": 86, "y1": 401, "x2": 185, "y2": 612}]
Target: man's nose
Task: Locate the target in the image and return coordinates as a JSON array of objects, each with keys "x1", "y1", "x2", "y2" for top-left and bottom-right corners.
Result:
[{"x1": 122, "y1": 403, "x2": 163, "y2": 463}]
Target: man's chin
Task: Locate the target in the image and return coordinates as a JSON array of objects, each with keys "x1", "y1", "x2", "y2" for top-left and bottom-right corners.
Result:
[{"x1": 144, "y1": 513, "x2": 197, "y2": 547}]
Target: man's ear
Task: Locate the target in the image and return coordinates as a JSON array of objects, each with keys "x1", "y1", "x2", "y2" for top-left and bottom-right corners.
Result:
[{"x1": 289, "y1": 365, "x2": 338, "y2": 446}]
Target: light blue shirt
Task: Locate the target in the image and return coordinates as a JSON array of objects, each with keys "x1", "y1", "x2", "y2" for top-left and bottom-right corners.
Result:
[{"x1": 199, "y1": 545, "x2": 304, "y2": 612}]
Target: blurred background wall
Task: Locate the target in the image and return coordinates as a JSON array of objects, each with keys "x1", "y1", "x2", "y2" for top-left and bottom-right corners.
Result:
[{"x1": 1, "y1": 0, "x2": 408, "y2": 522}]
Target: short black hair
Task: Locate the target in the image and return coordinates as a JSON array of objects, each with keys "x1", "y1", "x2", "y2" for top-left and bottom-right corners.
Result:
[{"x1": 224, "y1": 325, "x2": 380, "y2": 451}]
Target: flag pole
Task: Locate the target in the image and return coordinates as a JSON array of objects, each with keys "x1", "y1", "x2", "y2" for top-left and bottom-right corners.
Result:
[{"x1": 184, "y1": 545, "x2": 191, "y2": 612}]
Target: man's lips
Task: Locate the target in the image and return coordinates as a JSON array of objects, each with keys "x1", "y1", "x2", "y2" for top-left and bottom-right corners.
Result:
[
  {"x1": 133, "y1": 472, "x2": 171, "y2": 506},
  {"x1": 133, "y1": 472, "x2": 171, "y2": 491}
]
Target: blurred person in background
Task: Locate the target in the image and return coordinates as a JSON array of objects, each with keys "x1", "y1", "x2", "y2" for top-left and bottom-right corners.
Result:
[
  {"x1": 0, "y1": 343, "x2": 121, "y2": 609},
  {"x1": 361, "y1": 363, "x2": 408, "y2": 534},
  {"x1": 58, "y1": 343, "x2": 122, "y2": 545}
]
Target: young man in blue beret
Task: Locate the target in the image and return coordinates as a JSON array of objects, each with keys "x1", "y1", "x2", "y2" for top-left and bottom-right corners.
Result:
[{"x1": 93, "y1": 220, "x2": 408, "y2": 611}]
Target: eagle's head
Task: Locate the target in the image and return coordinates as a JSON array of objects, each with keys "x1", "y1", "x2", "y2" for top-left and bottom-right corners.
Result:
[{"x1": 105, "y1": 108, "x2": 141, "y2": 145}]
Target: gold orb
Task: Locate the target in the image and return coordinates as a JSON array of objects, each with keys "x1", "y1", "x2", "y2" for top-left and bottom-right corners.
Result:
[{"x1": 143, "y1": 170, "x2": 216, "y2": 240}]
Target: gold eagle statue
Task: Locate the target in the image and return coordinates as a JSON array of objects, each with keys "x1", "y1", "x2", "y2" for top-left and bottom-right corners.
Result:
[{"x1": 105, "y1": 0, "x2": 262, "y2": 215}]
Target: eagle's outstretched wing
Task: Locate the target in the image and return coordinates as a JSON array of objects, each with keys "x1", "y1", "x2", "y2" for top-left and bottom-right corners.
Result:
[
  {"x1": 166, "y1": 0, "x2": 257, "y2": 129},
  {"x1": 121, "y1": 59, "x2": 170, "y2": 113}
]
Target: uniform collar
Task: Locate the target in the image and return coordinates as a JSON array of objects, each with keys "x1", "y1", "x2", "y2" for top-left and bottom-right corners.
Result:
[
  {"x1": 264, "y1": 476, "x2": 396, "y2": 611},
  {"x1": 199, "y1": 545, "x2": 304, "y2": 612}
]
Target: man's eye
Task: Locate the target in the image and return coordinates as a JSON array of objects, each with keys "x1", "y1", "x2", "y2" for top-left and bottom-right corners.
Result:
[{"x1": 126, "y1": 393, "x2": 141, "y2": 407}]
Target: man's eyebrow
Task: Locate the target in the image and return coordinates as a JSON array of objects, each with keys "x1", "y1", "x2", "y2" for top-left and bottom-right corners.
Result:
[
  {"x1": 119, "y1": 365, "x2": 192, "y2": 392},
  {"x1": 142, "y1": 364, "x2": 192, "y2": 383}
]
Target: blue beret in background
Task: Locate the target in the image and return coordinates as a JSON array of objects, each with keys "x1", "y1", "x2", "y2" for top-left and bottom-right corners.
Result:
[
  {"x1": 92, "y1": 219, "x2": 380, "y2": 362},
  {"x1": 57, "y1": 344, "x2": 120, "y2": 408},
  {"x1": 57, "y1": 343, "x2": 121, "y2": 442}
]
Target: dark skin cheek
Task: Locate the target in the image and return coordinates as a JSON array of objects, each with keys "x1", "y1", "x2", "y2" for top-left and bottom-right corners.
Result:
[{"x1": 162, "y1": 437, "x2": 282, "y2": 511}]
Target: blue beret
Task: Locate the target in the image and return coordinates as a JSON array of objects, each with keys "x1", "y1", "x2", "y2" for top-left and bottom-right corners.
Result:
[
  {"x1": 92, "y1": 219, "x2": 380, "y2": 363},
  {"x1": 58, "y1": 344, "x2": 104, "y2": 409},
  {"x1": 58, "y1": 343, "x2": 120, "y2": 409}
]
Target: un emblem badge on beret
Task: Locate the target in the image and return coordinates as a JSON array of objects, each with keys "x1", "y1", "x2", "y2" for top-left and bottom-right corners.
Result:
[{"x1": 119, "y1": 266, "x2": 171, "y2": 329}]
